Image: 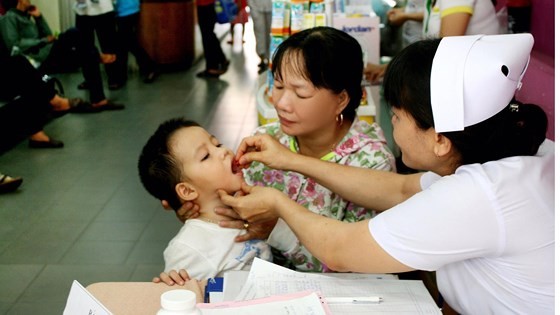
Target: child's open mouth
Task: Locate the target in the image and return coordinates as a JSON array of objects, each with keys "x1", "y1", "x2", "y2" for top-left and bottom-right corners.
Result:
[{"x1": 231, "y1": 159, "x2": 241, "y2": 174}]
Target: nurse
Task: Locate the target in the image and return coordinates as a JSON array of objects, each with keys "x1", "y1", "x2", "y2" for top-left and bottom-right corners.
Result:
[{"x1": 219, "y1": 34, "x2": 554, "y2": 314}]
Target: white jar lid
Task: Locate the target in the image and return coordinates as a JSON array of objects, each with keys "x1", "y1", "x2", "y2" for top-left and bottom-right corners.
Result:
[{"x1": 161, "y1": 289, "x2": 196, "y2": 311}]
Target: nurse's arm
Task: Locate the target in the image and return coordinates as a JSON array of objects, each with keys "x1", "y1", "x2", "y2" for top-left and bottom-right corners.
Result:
[
  {"x1": 287, "y1": 153, "x2": 423, "y2": 211},
  {"x1": 275, "y1": 193, "x2": 414, "y2": 273}
]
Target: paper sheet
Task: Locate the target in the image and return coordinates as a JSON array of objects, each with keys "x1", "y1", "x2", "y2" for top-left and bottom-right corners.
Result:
[
  {"x1": 63, "y1": 280, "x2": 113, "y2": 315},
  {"x1": 233, "y1": 259, "x2": 442, "y2": 314},
  {"x1": 198, "y1": 290, "x2": 331, "y2": 315}
]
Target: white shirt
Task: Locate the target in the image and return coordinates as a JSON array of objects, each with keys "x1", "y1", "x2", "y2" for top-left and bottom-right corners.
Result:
[
  {"x1": 74, "y1": 0, "x2": 114, "y2": 16},
  {"x1": 423, "y1": 0, "x2": 500, "y2": 38},
  {"x1": 401, "y1": 0, "x2": 424, "y2": 47},
  {"x1": 370, "y1": 140, "x2": 555, "y2": 314},
  {"x1": 164, "y1": 219, "x2": 272, "y2": 280}
]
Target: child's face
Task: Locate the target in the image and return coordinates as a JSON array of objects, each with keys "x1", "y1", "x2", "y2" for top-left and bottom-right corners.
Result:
[{"x1": 170, "y1": 126, "x2": 243, "y2": 196}]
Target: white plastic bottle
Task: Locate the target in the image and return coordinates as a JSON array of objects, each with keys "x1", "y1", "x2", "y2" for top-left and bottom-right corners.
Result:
[{"x1": 157, "y1": 290, "x2": 201, "y2": 315}]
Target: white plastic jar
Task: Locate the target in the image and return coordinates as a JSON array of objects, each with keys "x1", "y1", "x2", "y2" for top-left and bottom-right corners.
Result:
[{"x1": 157, "y1": 289, "x2": 201, "y2": 315}]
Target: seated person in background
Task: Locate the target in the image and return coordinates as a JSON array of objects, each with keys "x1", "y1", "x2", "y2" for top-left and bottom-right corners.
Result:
[
  {"x1": 0, "y1": 0, "x2": 124, "y2": 111},
  {"x1": 138, "y1": 118, "x2": 272, "y2": 286},
  {"x1": 0, "y1": 54, "x2": 67, "y2": 148}
]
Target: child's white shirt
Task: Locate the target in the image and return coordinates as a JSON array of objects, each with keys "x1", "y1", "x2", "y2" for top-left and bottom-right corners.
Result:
[{"x1": 164, "y1": 219, "x2": 272, "y2": 280}]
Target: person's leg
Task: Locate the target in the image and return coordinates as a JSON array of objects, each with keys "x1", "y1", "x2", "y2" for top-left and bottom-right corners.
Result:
[
  {"x1": 114, "y1": 15, "x2": 130, "y2": 86},
  {"x1": 228, "y1": 23, "x2": 235, "y2": 44},
  {"x1": 74, "y1": 15, "x2": 97, "y2": 53},
  {"x1": 197, "y1": 4, "x2": 228, "y2": 74},
  {"x1": 251, "y1": 9, "x2": 268, "y2": 65},
  {"x1": 264, "y1": 10, "x2": 272, "y2": 59},
  {"x1": 122, "y1": 13, "x2": 157, "y2": 80},
  {"x1": 91, "y1": 12, "x2": 120, "y2": 87}
]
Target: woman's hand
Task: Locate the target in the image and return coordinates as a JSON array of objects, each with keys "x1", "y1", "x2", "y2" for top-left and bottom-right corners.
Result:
[
  {"x1": 235, "y1": 134, "x2": 295, "y2": 170},
  {"x1": 218, "y1": 183, "x2": 283, "y2": 224},
  {"x1": 152, "y1": 269, "x2": 191, "y2": 286},
  {"x1": 387, "y1": 8, "x2": 407, "y2": 26},
  {"x1": 162, "y1": 200, "x2": 200, "y2": 223},
  {"x1": 364, "y1": 63, "x2": 387, "y2": 85},
  {"x1": 215, "y1": 206, "x2": 278, "y2": 242}
]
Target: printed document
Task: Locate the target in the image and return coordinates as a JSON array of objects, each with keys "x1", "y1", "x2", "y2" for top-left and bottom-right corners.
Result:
[{"x1": 231, "y1": 258, "x2": 442, "y2": 314}]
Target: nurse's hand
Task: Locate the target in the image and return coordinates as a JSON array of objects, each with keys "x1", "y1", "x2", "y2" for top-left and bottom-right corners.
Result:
[
  {"x1": 235, "y1": 134, "x2": 296, "y2": 170},
  {"x1": 218, "y1": 183, "x2": 283, "y2": 223},
  {"x1": 153, "y1": 269, "x2": 191, "y2": 286},
  {"x1": 162, "y1": 200, "x2": 200, "y2": 223}
]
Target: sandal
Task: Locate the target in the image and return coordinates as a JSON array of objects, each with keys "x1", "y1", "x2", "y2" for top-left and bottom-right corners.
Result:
[
  {"x1": 69, "y1": 99, "x2": 101, "y2": 114},
  {"x1": 196, "y1": 70, "x2": 221, "y2": 78},
  {"x1": 92, "y1": 101, "x2": 125, "y2": 111},
  {"x1": 0, "y1": 174, "x2": 23, "y2": 193}
]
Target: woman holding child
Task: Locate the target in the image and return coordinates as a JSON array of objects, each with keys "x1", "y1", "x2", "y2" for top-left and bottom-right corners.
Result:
[{"x1": 161, "y1": 27, "x2": 395, "y2": 281}]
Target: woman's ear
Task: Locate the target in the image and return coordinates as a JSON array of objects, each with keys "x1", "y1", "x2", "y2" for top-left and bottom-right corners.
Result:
[
  {"x1": 176, "y1": 182, "x2": 198, "y2": 201},
  {"x1": 433, "y1": 133, "x2": 453, "y2": 157},
  {"x1": 336, "y1": 90, "x2": 350, "y2": 114}
]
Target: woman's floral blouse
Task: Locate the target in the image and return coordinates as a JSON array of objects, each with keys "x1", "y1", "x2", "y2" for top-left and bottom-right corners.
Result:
[{"x1": 243, "y1": 118, "x2": 396, "y2": 272}]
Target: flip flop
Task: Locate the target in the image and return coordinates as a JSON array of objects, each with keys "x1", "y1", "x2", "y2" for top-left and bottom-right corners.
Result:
[
  {"x1": 196, "y1": 70, "x2": 221, "y2": 78},
  {"x1": 0, "y1": 174, "x2": 23, "y2": 193},
  {"x1": 93, "y1": 101, "x2": 125, "y2": 111},
  {"x1": 69, "y1": 100, "x2": 102, "y2": 114}
]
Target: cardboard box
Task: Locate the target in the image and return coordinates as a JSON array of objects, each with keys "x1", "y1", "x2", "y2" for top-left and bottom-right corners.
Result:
[{"x1": 332, "y1": 15, "x2": 380, "y2": 64}]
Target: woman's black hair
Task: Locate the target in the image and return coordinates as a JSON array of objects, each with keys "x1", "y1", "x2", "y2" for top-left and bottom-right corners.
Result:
[
  {"x1": 271, "y1": 26, "x2": 364, "y2": 121},
  {"x1": 1, "y1": 0, "x2": 18, "y2": 10},
  {"x1": 138, "y1": 118, "x2": 200, "y2": 211},
  {"x1": 384, "y1": 39, "x2": 548, "y2": 165}
]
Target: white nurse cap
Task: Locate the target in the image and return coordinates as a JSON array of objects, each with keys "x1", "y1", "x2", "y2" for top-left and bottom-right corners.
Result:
[{"x1": 430, "y1": 33, "x2": 534, "y2": 133}]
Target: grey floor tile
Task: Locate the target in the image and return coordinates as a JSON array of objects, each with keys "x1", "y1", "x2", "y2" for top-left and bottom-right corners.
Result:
[
  {"x1": 129, "y1": 264, "x2": 166, "y2": 282},
  {"x1": 18, "y1": 264, "x2": 136, "y2": 304},
  {"x1": 18, "y1": 221, "x2": 88, "y2": 243},
  {"x1": 125, "y1": 240, "x2": 169, "y2": 266},
  {"x1": 0, "y1": 240, "x2": 73, "y2": 264},
  {"x1": 61, "y1": 240, "x2": 136, "y2": 264},
  {"x1": 7, "y1": 301, "x2": 64, "y2": 315},
  {"x1": 0, "y1": 264, "x2": 44, "y2": 305},
  {"x1": 139, "y1": 218, "x2": 181, "y2": 242},
  {"x1": 79, "y1": 221, "x2": 147, "y2": 241}
]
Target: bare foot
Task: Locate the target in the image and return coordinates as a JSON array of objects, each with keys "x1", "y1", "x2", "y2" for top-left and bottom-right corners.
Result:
[
  {"x1": 92, "y1": 99, "x2": 108, "y2": 107},
  {"x1": 100, "y1": 53, "x2": 116, "y2": 64},
  {"x1": 29, "y1": 130, "x2": 50, "y2": 142},
  {"x1": 50, "y1": 95, "x2": 70, "y2": 111}
]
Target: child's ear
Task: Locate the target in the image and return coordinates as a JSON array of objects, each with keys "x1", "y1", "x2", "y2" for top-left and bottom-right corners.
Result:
[{"x1": 175, "y1": 182, "x2": 198, "y2": 201}]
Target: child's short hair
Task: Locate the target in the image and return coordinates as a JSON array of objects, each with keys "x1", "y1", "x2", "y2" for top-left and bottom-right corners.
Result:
[{"x1": 138, "y1": 118, "x2": 200, "y2": 210}]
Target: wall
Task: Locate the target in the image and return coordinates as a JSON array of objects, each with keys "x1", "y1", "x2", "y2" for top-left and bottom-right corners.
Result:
[
  {"x1": 495, "y1": 0, "x2": 555, "y2": 140},
  {"x1": 34, "y1": 0, "x2": 60, "y2": 32}
]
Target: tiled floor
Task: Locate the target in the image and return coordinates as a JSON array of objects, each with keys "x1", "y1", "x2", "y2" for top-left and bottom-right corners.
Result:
[{"x1": 0, "y1": 23, "x2": 261, "y2": 314}]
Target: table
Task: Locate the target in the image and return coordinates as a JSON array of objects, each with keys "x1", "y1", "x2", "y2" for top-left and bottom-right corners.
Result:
[{"x1": 86, "y1": 281, "x2": 205, "y2": 315}]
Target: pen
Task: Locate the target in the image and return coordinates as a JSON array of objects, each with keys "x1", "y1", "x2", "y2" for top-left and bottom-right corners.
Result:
[{"x1": 325, "y1": 296, "x2": 383, "y2": 304}]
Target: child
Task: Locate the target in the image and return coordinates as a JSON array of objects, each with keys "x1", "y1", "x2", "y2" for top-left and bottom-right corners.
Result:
[
  {"x1": 138, "y1": 118, "x2": 272, "y2": 284},
  {"x1": 227, "y1": 0, "x2": 248, "y2": 45}
]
